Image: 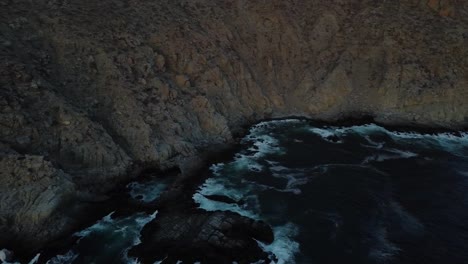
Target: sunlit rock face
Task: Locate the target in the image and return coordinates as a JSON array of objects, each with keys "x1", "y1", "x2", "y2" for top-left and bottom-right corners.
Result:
[{"x1": 0, "y1": 0, "x2": 467, "y2": 246}]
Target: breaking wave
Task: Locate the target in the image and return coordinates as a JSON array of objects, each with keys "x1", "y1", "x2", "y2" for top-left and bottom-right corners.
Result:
[{"x1": 194, "y1": 119, "x2": 468, "y2": 264}]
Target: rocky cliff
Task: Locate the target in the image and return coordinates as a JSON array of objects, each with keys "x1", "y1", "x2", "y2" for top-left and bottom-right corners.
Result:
[{"x1": 1, "y1": 0, "x2": 467, "y2": 250}]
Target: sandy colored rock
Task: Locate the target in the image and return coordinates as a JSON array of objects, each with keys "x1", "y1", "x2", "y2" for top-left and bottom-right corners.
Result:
[{"x1": 174, "y1": 74, "x2": 190, "y2": 88}]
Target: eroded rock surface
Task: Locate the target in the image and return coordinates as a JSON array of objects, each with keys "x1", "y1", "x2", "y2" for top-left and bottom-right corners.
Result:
[
  {"x1": 0, "y1": 154, "x2": 75, "y2": 248},
  {"x1": 0, "y1": 0, "x2": 467, "y2": 247}
]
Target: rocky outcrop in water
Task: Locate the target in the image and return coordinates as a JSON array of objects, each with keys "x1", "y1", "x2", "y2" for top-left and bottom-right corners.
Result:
[
  {"x1": 130, "y1": 210, "x2": 273, "y2": 263},
  {"x1": 1, "y1": 0, "x2": 467, "y2": 250}
]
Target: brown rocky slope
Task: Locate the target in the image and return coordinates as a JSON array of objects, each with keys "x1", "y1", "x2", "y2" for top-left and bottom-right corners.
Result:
[{"x1": 0, "y1": 0, "x2": 467, "y2": 250}]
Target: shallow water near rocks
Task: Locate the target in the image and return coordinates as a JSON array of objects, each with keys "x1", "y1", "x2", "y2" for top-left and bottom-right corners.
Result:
[{"x1": 3, "y1": 119, "x2": 468, "y2": 264}]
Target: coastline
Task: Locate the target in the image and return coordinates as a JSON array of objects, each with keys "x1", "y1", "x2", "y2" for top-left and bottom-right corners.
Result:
[
  {"x1": 2, "y1": 1, "x2": 468, "y2": 261},
  {"x1": 8, "y1": 116, "x2": 467, "y2": 263},
  {"x1": 6, "y1": 116, "x2": 468, "y2": 263},
  {"x1": 10, "y1": 116, "x2": 466, "y2": 262}
]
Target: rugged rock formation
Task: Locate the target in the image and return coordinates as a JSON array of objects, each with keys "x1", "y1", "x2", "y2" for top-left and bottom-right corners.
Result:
[
  {"x1": 129, "y1": 210, "x2": 273, "y2": 263},
  {"x1": 1, "y1": 0, "x2": 467, "y2": 249},
  {"x1": 0, "y1": 154, "x2": 75, "y2": 248}
]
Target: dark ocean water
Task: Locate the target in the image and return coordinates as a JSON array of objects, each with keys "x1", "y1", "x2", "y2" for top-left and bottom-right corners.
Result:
[
  {"x1": 3, "y1": 119, "x2": 468, "y2": 264},
  {"x1": 193, "y1": 119, "x2": 468, "y2": 264}
]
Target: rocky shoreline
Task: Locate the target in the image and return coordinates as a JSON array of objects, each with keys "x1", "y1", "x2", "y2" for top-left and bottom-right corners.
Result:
[
  {"x1": 5, "y1": 134, "x2": 275, "y2": 263},
  {"x1": 5, "y1": 116, "x2": 468, "y2": 263},
  {"x1": 1, "y1": 0, "x2": 468, "y2": 260}
]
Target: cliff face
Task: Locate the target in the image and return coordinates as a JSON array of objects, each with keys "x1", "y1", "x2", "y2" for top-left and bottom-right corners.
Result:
[{"x1": 1, "y1": 0, "x2": 467, "y2": 248}]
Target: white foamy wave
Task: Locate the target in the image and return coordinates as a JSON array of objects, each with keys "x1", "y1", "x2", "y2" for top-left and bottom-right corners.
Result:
[
  {"x1": 46, "y1": 251, "x2": 78, "y2": 264},
  {"x1": 193, "y1": 193, "x2": 259, "y2": 219},
  {"x1": 210, "y1": 163, "x2": 225, "y2": 176},
  {"x1": 307, "y1": 124, "x2": 384, "y2": 143},
  {"x1": 388, "y1": 148, "x2": 418, "y2": 158},
  {"x1": 231, "y1": 154, "x2": 264, "y2": 172},
  {"x1": 196, "y1": 178, "x2": 245, "y2": 201},
  {"x1": 308, "y1": 127, "x2": 343, "y2": 143},
  {"x1": 387, "y1": 130, "x2": 468, "y2": 156},
  {"x1": 68, "y1": 211, "x2": 157, "y2": 263},
  {"x1": 257, "y1": 223, "x2": 300, "y2": 264},
  {"x1": 306, "y1": 123, "x2": 468, "y2": 156},
  {"x1": 285, "y1": 174, "x2": 310, "y2": 190},
  {"x1": 27, "y1": 254, "x2": 40, "y2": 264},
  {"x1": 363, "y1": 148, "x2": 418, "y2": 163},
  {"x1": 213, "y1": 122, "x2": 291, "y2": 176},
  {"x1": 132, "y1": 212, "x2": 158, "y2": 243},
  {"x1": 74, "y1": 212, "x2": 115, "y2": 239},
  {"x1": 337, "y1": 123, "x2": 387, "y2": 135},
  {"x1": 249, "y1": 119, "x2": 306, "y2": 135},
  {"x1": 250, "y1": 135, "x2": 283, "y2": 158},
  {"x1": 362, "y1": 135, "x2": 385, "y2": 149},
  {"x1": 121, "y1": 211, "x2": 158, "y2": 263},
  {"x1": 269, "y1": 165, "x2": 290, "y2": 173},
  {"x1": 268, "y1": 163, "x2": 323, "y2": 194},
  {"x1": 243, "y1": 122, "x2": 288, "y2": 159},
  {"x1": 269, "y1": 170, "x2": 309, "y2": 195},
  {"x1": 0, "y1": 249, "x2": 14, "y2": 264},
  {"x1": 193, "y1": 173, "x2": 264, "y2": 219},
  {"x1": 0, "y1": 250, "x2": 40, "y2": 264},
  {"x1": 127, "y1": 179, "x2": 168, "y2": 203}
]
